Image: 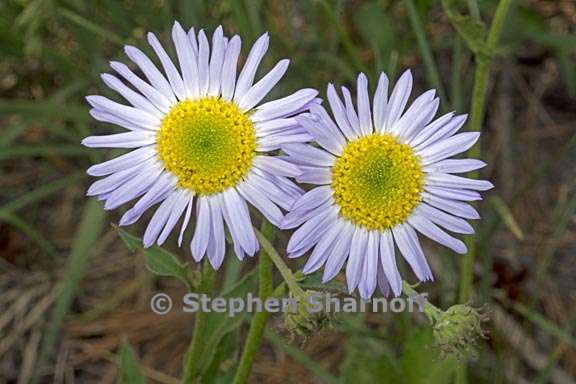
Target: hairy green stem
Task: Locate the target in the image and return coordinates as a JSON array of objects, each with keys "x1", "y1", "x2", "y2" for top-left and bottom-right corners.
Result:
[
  {"x1": 182, "y1": 260, "x2": 214, "y2": 383},
  {"x1": 232, "y1": 221, "x2": 276, "y2": 384},
  {"x1": 254, "y1": 228, "x2": 307, "y2": 298},
  {"x1": 458, "y1": 0, "x2": 512, "y2": 304}
]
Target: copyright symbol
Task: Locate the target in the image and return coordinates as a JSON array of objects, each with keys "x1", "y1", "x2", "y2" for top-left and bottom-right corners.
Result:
[{"x1": 150, "y1": 293, "x2": 172, "y2": 315}]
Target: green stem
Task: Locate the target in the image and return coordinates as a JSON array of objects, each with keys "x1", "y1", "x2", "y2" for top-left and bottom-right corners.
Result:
[
  {"x1": 182, "y1": 261, "x2": 214, "y2": 383},
  {"x1": 457, "y1": 0, "x2": 512, "y2": 304},
  {"x1": 404, "y1": 0, "x2": 448, "y2": 104},
  {"x1": 232, "y1": 221, "x2": 276, "y2": 384},
  {"x1": 402, "y1": 281, "x2": 443, "y2": 321},
  {"x1": 254, "y1": 228, "x2": 306, "y2": 298}
]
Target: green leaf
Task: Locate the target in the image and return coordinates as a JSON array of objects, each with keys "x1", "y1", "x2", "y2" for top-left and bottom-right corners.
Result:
[
  {"x1": 115, "y1": 226, "x2": 191, "y2": 287},
  {"x1": 118, "y1": 341, "x2": 146, "y2": 384},
  {"x1": 441, "y1": 0, "x2": 492, "y2": 60},
  {"x1": 196, "y1": 269, "x2": 258, "y2": 381}
]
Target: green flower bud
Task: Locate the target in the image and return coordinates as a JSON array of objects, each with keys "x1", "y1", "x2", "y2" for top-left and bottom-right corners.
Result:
[
  {"x1": 431, "y1": 304, "x2": 488, "y2": 359},
  {"x1": 283, "y1": 290, "x2": 332, "y2": 339}
]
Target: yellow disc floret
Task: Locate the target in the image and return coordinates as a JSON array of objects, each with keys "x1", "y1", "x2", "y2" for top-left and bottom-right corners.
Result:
[
  {"x1": 156, "y1": 97, "x2": 256, "y2": 195},
  {"x1": 331, "y1": 133, "x2": 424, "y2": 231}
]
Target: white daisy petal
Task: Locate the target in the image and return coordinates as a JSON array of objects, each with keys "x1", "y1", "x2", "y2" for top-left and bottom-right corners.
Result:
[
  {"x1": 419, "y1": 132, "x2": 481, "y2": 165},
  {"x1": 253, "y1": 156, "x2": 301, "y2": 177},
  {"x1": 373, "y1": 72, "x2": 389, "y2": 132},
  {"x1": 81, "y1": 132, "x2": 156, "y2": 148},
  {"x1": 86, "y1": 95, "x2": 160, "y2": 127},
  {"x1": 281, "y1": 200, "x2": 332, "y2": 230},
  {"x1": 408, "y1": 213, "x2": 467, "y2": 254},
  {"x1": 422, "y1": 192, "x2": 480, "y2": 219},
  {"x1": 191, "y1": 197, "x2": 211, "y2": 262},
  {"x1": 109, "y1": 61, "x2": 172, "y2": 113},
  {"x1": 172, "y1": 21, "x2": 200, "y2": 98},
  {"x1": 197, "y1": 29, "x2": 210, "y2": 96},
  {"x1": 147, "y1": 32, "x2": 187, "y2": 101},
  {"x1": 143, "y1": 191, "x2": 179, "y2": 247},
  {"x1": 87, "y1": 163, "x2": 145, "y2": 197},
  {"x1": 87, "y1": 147, "x2": 156, "y2": 176},
  {"x1": 303, "y1": 219, "x2": 344, "y2": 274},
  {"x1": 327, "y1": 83, "x2": 356, "y2": 140},
  {"x1": 220, "y1": 35, "x2": 241, "y2": 101},
  {"x1": 251, "y1": 88, "x2": 318, "y2": 122},
  {"x1": 392, "y1": 91, "x2": 438, "y2": 141},
  {"x1": 358, "y1": 230, "x2": 378, "y2": 299},
  {"x1": 236, "y1": 181, "x2": 283, "y2": 226},
  {"x1": 234, "y1": 32, "x2": 269, "y2": 102},
  {"x1": 255, "y1": 118, "x2": 299, "y2": 135},
  {"x1": 287, "y1": 206, "x2": 338, "y2": 257},
  {"x1": 295, "y1": 114, "x2": 343, "y2": 155},
  {"x1": 412, "y1": 113, "x2": 467, "y2": 149},
  {"x1": 346, "y1": 226, "x2": 368, "y2": 293},
  {"x1": 89, "y1": 109, "x2": 152, "y2": 132},
  {"x1": 379, "y1": 230, "x2": 402, "y2": 296},
  {"x1": 426, "y1": 172, "x2": 494, "y2": 191},
  {"x1": 357, "y1": 73, "x2": 373, "y2": 135},
  {"x1": 178, "y1": 194, "x2": 194, "y2": 246},
  {"x1": 376, "y1": 263, "x2": 391, "y2": 297},
  {"x1": 423, "y1": 158, "x2": 486, "y2": 174},
  {"x1": 426, "y1": 186, "x2": 482, "y2": 201},
  {"x1": 124, "y1": 45, "x2": 176, "y2": 103},
  {"x1": 281, "y1": 143, "x2": 336, "y2": 167},
  {"x1": 208, "y1": 26, "x2": 225, "y2": 96},
  {"x1": 384, "y1": 69, "x2": 413, "y2": 131},
  {"x1": 322, "y1": 221, "x2": 355, "y2": 282},
  {"x1": 104, "y1": 164, "x2": 163, "y2": 210},
  {"x1": 119, "y1": 173, "x2": 176, "y2": 226},
  {"x1": 207, "y1": 197, "x2": 226, "y2": 269},
  {"x1": 157, "y1": 190, "x2": 192, "y2": 245},
  {"x1": 296, "y1": 166, "x2": 332, "y2": 185},
  {"x1": 187, "y1": 27, "x2": 199, "y2": 57},
  {"x1": 341, "y1": 86, "x2": 361, "y2": 135},
  {"x1": 392, "y1": 223, "x2": 433, "y2": 281},
  {"x1": 290, "y1": 185, "x2": 333, "y2": 212},
  {"x1": 100, "y1": 74, "x2": 163, "y2": 118},
  {"x1": 221, "y1": 189, "x2": 258, "y2": 256},
  {"x1": 239, "y1": 59, "x2": 290, "y2": 111},
  {"x1": 415, "y1": 203, "x2": 475, "y2": 234}
]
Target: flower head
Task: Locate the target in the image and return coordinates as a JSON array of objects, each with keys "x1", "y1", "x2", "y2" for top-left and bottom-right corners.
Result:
[
  {"x1": 282, "y1": 71, "x2": 493, "y2": 299},
  {"x1": 82, "y1": 22, "x2": 318, "y2": 269}
]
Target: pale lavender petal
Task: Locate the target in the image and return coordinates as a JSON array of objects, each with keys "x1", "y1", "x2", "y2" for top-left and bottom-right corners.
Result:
[
  {"x1": 220, "y1": 35, "x2": 241, "y2": 101},
  {"x1": 380, "y1": 230, "x2": 402, "y2": 296},
  {"x1": 147, "y1": 32, "x2": 187, "y2": 101},
  {"x1": 357, "y1": 73, "x2": 373, "y2": 135},
  {"x1": 384, "y1": 69, "x2": 412, "y2": 132},
  {"x1": 81, "y1": 132, "x2": 156, "y2": 148},
  {"x1": 281, "y1": 143, "x2": 336, "y2": 167},
  {"x1": 238, "y1": 59, "x2": 289, "y2": 111},
  {"x1": 373, "y1": 72, "x2": 389, "y2": 132},
  {"x1": 423, "y1": 159, "x2": 486, "y2": 174},
  {"x1": 346, "y1": 226, "x2": 368, "y2": 293},
  {"x1": 191, "y1": 197, "x2": 211, "y2": 262},
  {"x1": 234, "y1": 32, "x2": 269, "y2": 102},
  {"x1": 392, "y1": 223, "x2": 433, "y2": 281},
  {"x1": 87, "y1": 147, "x2": 156, "y2": 176}
]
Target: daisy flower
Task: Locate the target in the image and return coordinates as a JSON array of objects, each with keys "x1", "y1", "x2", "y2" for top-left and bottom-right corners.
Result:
[
  {"x1": 82, "y1": 22, "x2": 318, "y2": 269},
  {"x1": 281, "y1": 71, "x2": 493, "y2": 299}
]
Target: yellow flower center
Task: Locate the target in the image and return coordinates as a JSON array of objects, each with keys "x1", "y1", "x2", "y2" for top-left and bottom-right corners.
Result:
[
  {"x1": 331, "y1": 133, "x2": 424, "y2": 231},
  {"x1": 156, "y1": 97, "x2": 256, "y2": 195}
]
